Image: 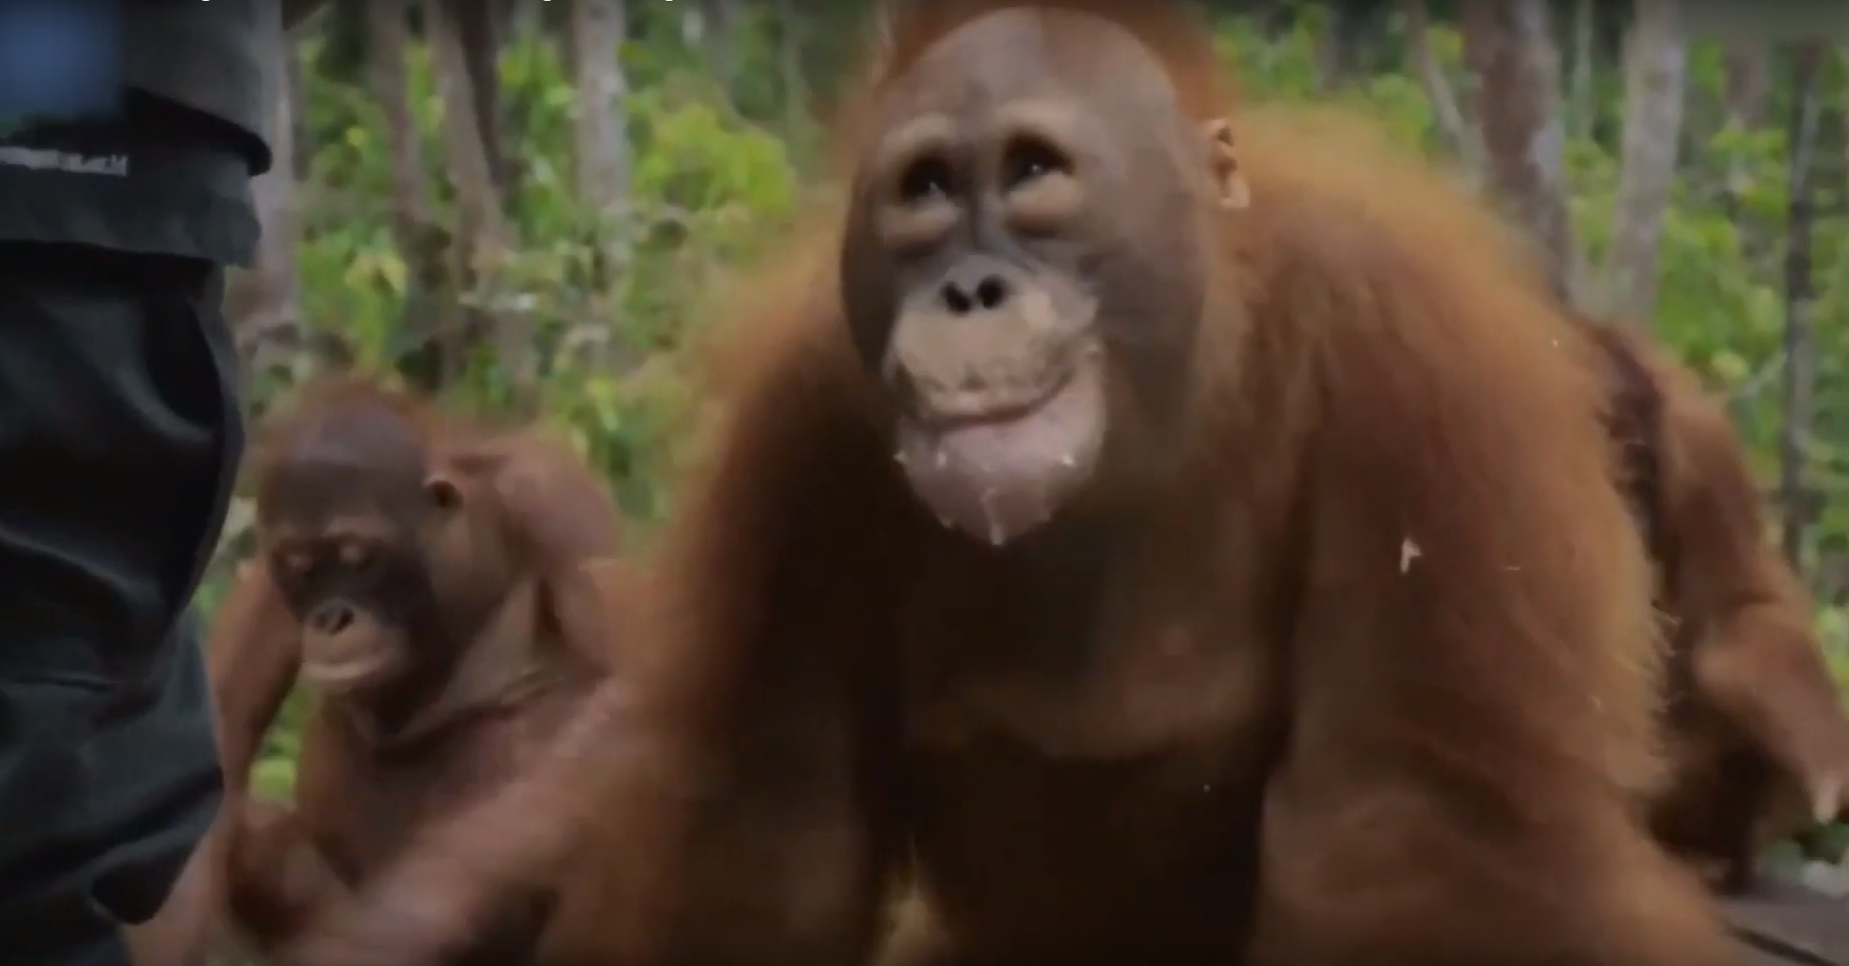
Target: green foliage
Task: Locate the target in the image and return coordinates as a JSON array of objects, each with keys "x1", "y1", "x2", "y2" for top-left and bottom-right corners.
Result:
[{"x1": 283, "y1": 25, "x2": 797, "y2": 528}]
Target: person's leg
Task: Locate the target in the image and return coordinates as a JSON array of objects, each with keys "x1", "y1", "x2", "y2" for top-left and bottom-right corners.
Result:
[{"x1": 0, "y1": 241, "x2": 242, "y2": 965}]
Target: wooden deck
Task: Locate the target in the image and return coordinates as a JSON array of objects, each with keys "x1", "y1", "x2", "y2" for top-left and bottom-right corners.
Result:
[{"x1": 1726, "y1": 874, "x2": 1849, "y2": 965}]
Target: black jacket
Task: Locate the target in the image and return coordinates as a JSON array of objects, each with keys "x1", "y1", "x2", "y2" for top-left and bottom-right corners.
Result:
[{"x1": 0, "y1": 1, "x2": 308, "y2": 265}]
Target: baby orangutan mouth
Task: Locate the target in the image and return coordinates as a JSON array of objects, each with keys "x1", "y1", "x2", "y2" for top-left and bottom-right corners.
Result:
[
  {"x1": 302, "y1": 648, "x2": 397, "y2": 689},
  {"x1": 895, "y1": 340, "x2": 1106, "y2": 547},
  {"x1": 298, "y1": 599, "x2": 404, "y2": 691}
]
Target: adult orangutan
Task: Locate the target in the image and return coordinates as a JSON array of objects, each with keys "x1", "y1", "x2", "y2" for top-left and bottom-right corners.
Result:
[{"x1": 269, "y1": 5, "x2": 1738, "y2": 966}]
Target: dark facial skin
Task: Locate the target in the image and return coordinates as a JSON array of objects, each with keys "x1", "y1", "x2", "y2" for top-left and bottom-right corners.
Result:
[
  {"x1": 256, "y1": 406, "x2": 459, "y2": 695},
  {"x1": 839, "y1": 8, "x2": 1242, "y2": 546}
]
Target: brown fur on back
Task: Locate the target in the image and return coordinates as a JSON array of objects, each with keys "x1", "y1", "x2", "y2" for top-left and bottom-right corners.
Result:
[
  {"x1": 1584, "y1": 324, "x2": 1668, "y2": 562},
  {"x1": 1584, "y1": 324, "x2": 1849, "y2": 893}
]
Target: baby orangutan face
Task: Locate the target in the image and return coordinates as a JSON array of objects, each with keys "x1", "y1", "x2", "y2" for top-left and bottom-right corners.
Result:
[
  {"x1": 256, "y1": 412, "x2": 460, "y2": 696},
  {"x1": 260, "y1": 480, "x2": 459, "y2": 695},
  {"x1": 838, "y1": 7, "x2": 1247, "y2": 546}
]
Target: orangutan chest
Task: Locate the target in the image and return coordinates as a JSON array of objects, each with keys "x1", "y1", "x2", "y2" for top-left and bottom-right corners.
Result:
[
  {"x1": 898, "y1": 559, "x2": 1282, "y2": 762},
  {"x1": 292, "y1": 690, "x2": 582, "y2": 880}
]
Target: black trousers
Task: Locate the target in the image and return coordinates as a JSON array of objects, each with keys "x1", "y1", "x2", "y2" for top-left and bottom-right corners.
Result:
[{"x1": 0, "y1": 242, "x2": 242, "y2": 965}]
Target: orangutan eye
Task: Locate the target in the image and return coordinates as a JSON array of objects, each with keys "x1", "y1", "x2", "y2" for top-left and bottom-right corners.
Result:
[
  {"x1": 278, "y1": 548, "x2": 314, "y2": 577},
  {"x1": 338, "y1": 540, "x2": 380, "y2": 575},
  {"x1": 899, "y1": 156, "x2": 955, "y2": 203},
  {"x1": 1002, "y1": 137, "x2": 1073, "y2": 190}
]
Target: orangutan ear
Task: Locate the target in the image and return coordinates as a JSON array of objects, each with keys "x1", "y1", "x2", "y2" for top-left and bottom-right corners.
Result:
[{"x1": 1201, "y1": 117, "x2": 1250, "y2": 211}]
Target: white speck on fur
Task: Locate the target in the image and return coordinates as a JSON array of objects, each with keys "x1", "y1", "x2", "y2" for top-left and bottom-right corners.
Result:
[{"x1": 1399, "y1": 537, "x2": 1421, "y2": 574}]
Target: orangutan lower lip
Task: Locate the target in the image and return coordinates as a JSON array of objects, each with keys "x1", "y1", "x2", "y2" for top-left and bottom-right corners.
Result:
[
  {"x1": 909, "y1": 368, "x2": 1077, "y2": 432},
  {"x1": 302, "y1": 653, "x2": 394, "y2": 687},
  {"x1": 894, "y1": 360, "x2": 1106, "y2": 546}
]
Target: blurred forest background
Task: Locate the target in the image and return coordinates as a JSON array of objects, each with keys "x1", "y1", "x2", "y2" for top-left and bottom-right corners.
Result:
[{"x1": 219, "y1": 0, "x2": 1849, "y2": 840}]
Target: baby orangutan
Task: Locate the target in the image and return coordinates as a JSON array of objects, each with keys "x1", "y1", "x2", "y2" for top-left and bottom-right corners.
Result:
[
  {"x1": 1590, "y1": 324, "x2": 1849, "y2": 894},
  {"x1": 268, "y1": 5, "x2": 1740, "y2": 966},
  {"x1": 210, "y1": 379, "x2": 632, "y2": 964}
]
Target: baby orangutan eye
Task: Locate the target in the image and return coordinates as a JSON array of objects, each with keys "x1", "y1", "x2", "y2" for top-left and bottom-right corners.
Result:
[
  {"x1": 279, "y1": 548, "x2": 315, "y2": 578},
  {"x1": 337, "y1": 541, "x2": 377, "y2": 573}
]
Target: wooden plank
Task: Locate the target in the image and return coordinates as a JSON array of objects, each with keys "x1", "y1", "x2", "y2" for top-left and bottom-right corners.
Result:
[{"x1": 1725, "y1": 875, "x2": 1849, "y2": 966}]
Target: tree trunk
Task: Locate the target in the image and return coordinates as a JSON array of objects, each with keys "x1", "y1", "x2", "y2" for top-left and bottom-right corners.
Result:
[
  {"x1": 775, "y1": 0, "x2": 808, "y2": 129},
  {"x1": 701, "y1": 0, "x2": 742, "y2": 94},
  {"x1": 429, "y1": 0, "x2": 509, "y2": 272},
  {"x1": 369, "y1": 0, "x2": 455, "y2": 392},
  {"x1": 288, "y1": 46, "x2": 312, "y2": 176},
  {"x1": 1779, "y1": 43, "x2": 1824, "y2": 568},
  {"x1": 678, "y1": 1, "x2": 705, "y2": 48},
  {"x1": 231, "y1": 36, "x2": 304, "y2": 388},
  {"x1": 1461, "y1": 0, "x2": 1575, "y2": 301},
  {"x1": 453, "y1": 0, "x2": 508, "y2": 193},
  {"x1": 371, "y1": 0, "x2": 430, "y2": 257},
  {"x1": 1602, "y1": 0, "x2": 1687, "y2": 326},
  {"x1": 570, "y1": 0, "x2": 632, "y2": 217},
  {"x1": 1568, "y1": 0, "x2": 1595, "y2": 138},
  {"x1": 1316, "y1": 2, "x2": 1372, "y2": 90},
  {"x1": 1404, "y1": 0, "x2": 1483, "y2": 182},
  {"x1": 1720, "y1": 43, "x2": 1770, "y2": 229},
  {"x1": 1723, "y1": 43, "x2": 1770, "y2": 128},
  {"x1": 429, "y1": 0, "x2": 532, "y2": 403},
  {"x1": 1815, "y1": 551, "x2": 1849, "y2": 606}
]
